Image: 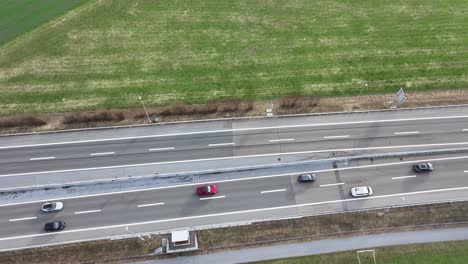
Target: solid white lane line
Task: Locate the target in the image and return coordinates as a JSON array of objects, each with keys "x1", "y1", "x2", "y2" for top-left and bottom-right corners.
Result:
[
  {"x1": 200, "y1": 196, "x2": 226, "y2": 201},
  {"x1": 320, "y1": 182, "x2": 345, "y2": 187},
  {"x1": 148, "y1": 147, "x2": 175, "y2": 152},
  {"x1": 29, "y1": 157, "x2": 55, "y2": 161},
  {"x1": 323, "y1": 135, "x2": 350, "y2": 139},
  {"x1": 392, "y1": 175, "x2": 417, "y2": 180},
  {"x1": 3, "y1": 114, "x2": 468, "y2": 150},
  {"x1": 208, "y1": 143, "x2": 234, "y2": 147},
  {"x1": 462, "y1": 129, "x2": 468, "y2": 131},
  {"x1": 394, "y1": 131, "x2": 420, "y2": 135},
  {"x1": 74, "y1": 209, "x2": 101, "y2": 215},
  {"x1": 137, "y1": 202, "x2": 165, "y2": 208},
  {"x1": 1, "y1": 186, "x2": 467, "y2": 242},
  {"x1": 3, "y1": 154, "x2": 468, "y2": 207},
  {"x1": 260, "y1": 189, "x2": 286, "y2": 194},
  {"x1": 90, "y1": 152, "x2": 115, "y2": 156},
  {"x1": 268, "y1": 139, "x2": 295, "y2": 143},
  {"x1": 9, "y1": 217, "x2": 37, "y2": 222},
  {"x1": 5, "y1": 141, "x2": 468, "y2": 179}
]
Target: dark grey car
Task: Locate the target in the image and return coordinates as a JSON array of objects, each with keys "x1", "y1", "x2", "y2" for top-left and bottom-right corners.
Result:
[
  {"x1": 44, "y1": 221, "x2": 66, "y2": 232},
  {"x1": 298, "y1": 173, "x2": 317, "y2": 183},
  {"x1": 413, "y1": 163, "x2": 434, "y2": 172}
]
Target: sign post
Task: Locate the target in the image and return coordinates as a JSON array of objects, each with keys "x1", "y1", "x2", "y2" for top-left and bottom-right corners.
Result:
[{"x1": 395, "y1": 87, "x2": 406, "y2": 107}]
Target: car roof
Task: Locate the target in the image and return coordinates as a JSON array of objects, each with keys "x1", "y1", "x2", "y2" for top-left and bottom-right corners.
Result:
[{"x1": 354, "y1": 187, "x2": 369, "y2": 194}]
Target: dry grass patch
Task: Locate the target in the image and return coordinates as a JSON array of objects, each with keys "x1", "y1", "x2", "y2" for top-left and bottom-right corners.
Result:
[
  {"x1": 0, "y1": 235, "x2": 162, "y2": 264},
  {"x1": 197, "y1": 202, "x2": 468, "y2": 250},
  {"x1": 62, "y1": 110, "x2": 125, "y2": 124}
]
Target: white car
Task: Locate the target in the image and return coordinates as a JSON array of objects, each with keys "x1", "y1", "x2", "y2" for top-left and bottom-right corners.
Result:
[
  {"x1": 41, "y1": 202, "x2": 64, "y2": 212},
  {"x1": 351, "y1": 186, "x2": 373, "y2": 197}
]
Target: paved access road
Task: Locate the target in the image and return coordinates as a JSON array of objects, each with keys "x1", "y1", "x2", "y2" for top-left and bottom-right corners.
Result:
[
  {"x1": 0, "y1": 153, "x2": 467, "y2": 251},
  {"x1": 2, "y1": 105, "x2": 468, "y2": 184},
  {"x1": 138, "y1": 227, "x2": 468, "y2": 264}
]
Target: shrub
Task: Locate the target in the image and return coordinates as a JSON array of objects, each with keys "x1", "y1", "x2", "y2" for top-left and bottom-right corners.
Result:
[
  {"x1": 279, "y1": 95, "x2": 320, "y2": 108},
  {"x1": 217, "y1": 100, "x2": 239, "y2": 112},
  {"x1": 237, "y1": 101, "x2": 253, "y2": 112},
  {"x1": 0, "y1": 114, "x2": 47, "y2": 128},
  {"x1": 170, "y1": 103, "x2": 195, "y2": 115},
  {"x1": 295, "y1": 96, "x2": 320, "y2": 107},
  {"x1": 157, "y1": 108, "x2": 172, "y2": 116},
  {"x1": 62, "y1": 111, "x2": 125, "y2": 124},
  {"x1": 195, "y1": 102, "x2": 218, "y2": 114}
]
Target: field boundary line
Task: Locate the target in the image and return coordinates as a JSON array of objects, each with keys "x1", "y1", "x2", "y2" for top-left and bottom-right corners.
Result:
[{"x1": 0, "y1": 0, "x2": 101, "y2": 57}]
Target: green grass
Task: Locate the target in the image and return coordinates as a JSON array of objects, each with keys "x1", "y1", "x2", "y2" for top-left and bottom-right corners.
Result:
[
  {"x1": 251, "y1": 240, "x2": 468, "y2": 264},
  {"x1": 0, "y1": 0, "x2": 467, "y2": 115},
  {"x1": 0, "y1": 0, "x2": 90, "y2": 45}
]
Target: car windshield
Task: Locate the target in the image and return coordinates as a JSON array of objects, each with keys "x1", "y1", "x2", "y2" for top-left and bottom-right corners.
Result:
[
  {"x1": 420, "y1": 164, "x2": 427, "y2": 169},
  {"x1": 44, "y1": 204, "x2": 53, "y2": 209},
  {"x1": 202, "y1": 186, "x2": 211, "y2": 193}
]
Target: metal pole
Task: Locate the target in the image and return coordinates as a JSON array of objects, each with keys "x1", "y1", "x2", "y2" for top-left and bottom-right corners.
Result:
[{"x1": 138, "y1": 96, "x2": 152, "y2": 123}]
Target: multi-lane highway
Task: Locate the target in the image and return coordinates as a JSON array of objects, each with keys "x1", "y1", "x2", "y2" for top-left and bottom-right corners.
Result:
[
  {"x1": 2, "y1": 106, "x2": 468, "y2": 185},
  {"x1": 1, "y1": 106, "x2": 468, "y2": 251},
  {"x1": 1, "y1": 153, "x2": 468, "y2": 251}
]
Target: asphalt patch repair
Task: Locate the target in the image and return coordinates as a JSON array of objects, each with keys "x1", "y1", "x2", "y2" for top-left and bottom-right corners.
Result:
[{"x1": 0, "y1": 201, "x2": 467, "y2": 264}]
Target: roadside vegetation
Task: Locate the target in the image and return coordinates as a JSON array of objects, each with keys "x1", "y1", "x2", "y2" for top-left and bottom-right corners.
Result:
[
  {"x1": 251, "y1": 240, "x2": 468, "y2": 264},
  {"x1": 0, "y1": 0, "x2": 467, "y2": 115}
]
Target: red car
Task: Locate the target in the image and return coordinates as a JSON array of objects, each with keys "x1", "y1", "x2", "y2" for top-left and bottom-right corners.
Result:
[{"x1": 197, "y1": 185, "x2": 217, "y2": 196}]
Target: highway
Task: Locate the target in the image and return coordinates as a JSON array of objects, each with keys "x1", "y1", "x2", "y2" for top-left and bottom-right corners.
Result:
[
  {"x1": 1, "y1": 106, "x2": 468, "y2": 251},
  {"x1": 2, "y1": 106, "x2": 468, "y2": 181},
  {"x1": 0, "y1": 153, "x2": 468, "y2": 251}
]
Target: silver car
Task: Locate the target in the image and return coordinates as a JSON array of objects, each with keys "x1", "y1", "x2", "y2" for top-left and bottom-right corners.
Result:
[
  {"x1": 351, "y1": 186, "x2": 373, "y2": 197},
  {"x1": 41, "y1": 201, "x2": 64, "y2": 212}
]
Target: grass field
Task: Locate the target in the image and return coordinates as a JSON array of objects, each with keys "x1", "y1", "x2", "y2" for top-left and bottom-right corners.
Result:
[
  {"x1": 0, "y1": 0, "x2": 90, "y2": 45},
  {"x1": 252, "y1": 240, "x2": 468, "y2": 264},
  {"x1": 0, "y1": 0, "x2": 467, "y2": 115}
]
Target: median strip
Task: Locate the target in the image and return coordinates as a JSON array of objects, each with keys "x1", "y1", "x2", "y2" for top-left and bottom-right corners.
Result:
[{"x1": 2, "y1": 155, "x2": 468, "y2": 207}]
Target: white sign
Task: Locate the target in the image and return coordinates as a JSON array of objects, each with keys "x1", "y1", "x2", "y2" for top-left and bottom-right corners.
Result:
[{"x1": 396, "y1": 88, "x2": 406, "y2": 105}]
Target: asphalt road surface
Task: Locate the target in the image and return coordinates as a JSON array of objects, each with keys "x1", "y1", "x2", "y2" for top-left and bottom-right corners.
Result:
[
  {"x1": 0, "y1": 154, "x2": 467, "y2": 251},
  {"x1": 2, "y1": 106, "x2": 468, "y2": 179},
  {"x1": 2, "y1": 106, "x2": 468, "y2": 251}
]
